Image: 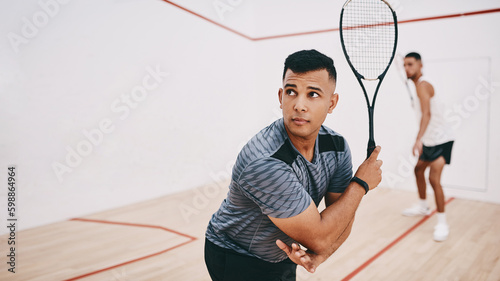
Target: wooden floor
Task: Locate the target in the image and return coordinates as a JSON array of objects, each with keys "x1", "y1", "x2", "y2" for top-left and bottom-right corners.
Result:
[{"x1": 1, "y1": 183, "x2": 500, "y2": 281}]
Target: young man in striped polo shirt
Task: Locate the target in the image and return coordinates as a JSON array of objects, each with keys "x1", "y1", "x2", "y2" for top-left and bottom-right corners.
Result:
[{"x1": 205, "y1": 49, "x2": 383, "y2": 280}]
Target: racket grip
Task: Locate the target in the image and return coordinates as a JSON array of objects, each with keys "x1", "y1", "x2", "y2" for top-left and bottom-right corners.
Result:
[{"x1": 367, "y1": 140, "x2": 376, "y2": 159}]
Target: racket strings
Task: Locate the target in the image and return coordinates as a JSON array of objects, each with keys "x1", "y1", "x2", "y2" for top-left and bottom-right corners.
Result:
[{"x1": 341, "y1": 0, "x2": 396, "y2": 80}]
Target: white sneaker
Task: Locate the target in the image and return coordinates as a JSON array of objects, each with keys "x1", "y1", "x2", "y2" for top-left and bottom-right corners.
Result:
[
  {"x1": 402, "y1": 204, "x2": 431, "y2": 216},
  {"x1": 433, "y1": 224, "x2": 449, "y2": 242}
]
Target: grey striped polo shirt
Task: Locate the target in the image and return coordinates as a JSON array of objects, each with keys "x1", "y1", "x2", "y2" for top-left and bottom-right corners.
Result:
[{"x1": 206, "y1": 118, "x2": 353, "y2": 263}]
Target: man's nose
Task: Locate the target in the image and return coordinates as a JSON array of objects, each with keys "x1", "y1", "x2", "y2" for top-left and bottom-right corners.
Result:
[{"x1": 294, "y1": 95, "x2": 307, "y2": 112}]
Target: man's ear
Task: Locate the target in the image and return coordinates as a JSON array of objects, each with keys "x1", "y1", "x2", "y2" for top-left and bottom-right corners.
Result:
[
  {"x1": 278, "y1": 88, "x2": 283, "y2": 109},
  {"x1": 328, "y1": 93, "x2": 339, "y2": 114}
]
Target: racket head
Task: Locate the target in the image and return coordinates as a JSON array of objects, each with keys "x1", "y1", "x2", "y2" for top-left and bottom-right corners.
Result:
[{"x1": 339, "y1": 0, "x2": 398, "y2": 81}]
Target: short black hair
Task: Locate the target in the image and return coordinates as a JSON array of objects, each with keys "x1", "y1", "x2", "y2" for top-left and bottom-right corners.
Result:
[
  {"x1": 282, "y1": 49, "x2": 337, "y2": 82},
  {"x1": 405, "y1": 52, "x2": 421, "y2": 61}
]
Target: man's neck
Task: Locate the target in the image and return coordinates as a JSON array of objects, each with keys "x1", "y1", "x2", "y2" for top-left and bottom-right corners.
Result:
[
  {"x1": 411, "y1": 72, "x2": 423, "y2": 84},
  {"x1": 286, "y1": 130, "x2": 317, "y2": 163}
]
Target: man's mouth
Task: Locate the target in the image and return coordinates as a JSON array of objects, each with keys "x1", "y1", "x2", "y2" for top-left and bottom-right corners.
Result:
[{"x1": 292, "y1": 117, "x2": 309, "y2": 125}]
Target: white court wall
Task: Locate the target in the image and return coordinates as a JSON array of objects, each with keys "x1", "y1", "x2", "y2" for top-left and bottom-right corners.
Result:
[
  {"x1": 1, "y1": 0, "x2": 499, "y2": 234},
  {"x1": 0, "y1": 0, "x2": 262, "y2": 234},
  {"x1": 252, "y1": 0, "x2": 500, "y2": 204}
]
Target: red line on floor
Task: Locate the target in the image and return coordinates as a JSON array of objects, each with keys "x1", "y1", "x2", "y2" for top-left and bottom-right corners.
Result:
[
  {"x1": 341, "y1": 197, "x2": 455, "y2": 281},
  {"x1": 63, "y1": 218, "x2": 197, "y2": 281},
  {"x1": 70, "y1": 217, "x2": 197, "y2": 240},
  {"x1": 159, "y1": 1, "x2": 500, "y2": 41}
]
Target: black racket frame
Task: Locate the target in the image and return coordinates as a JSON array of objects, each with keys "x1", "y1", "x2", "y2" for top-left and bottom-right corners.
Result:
[{"x1": 339, "y1": 0, "x2": 399, "y2": 158}]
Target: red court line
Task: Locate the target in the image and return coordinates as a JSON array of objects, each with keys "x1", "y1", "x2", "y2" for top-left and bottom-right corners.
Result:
[
  {"x1": 341, "y1": 197, "x2": 455, "y2": 281},
  {"x1": 63, "y1": 218, "x2": 197, "y2": 281},
  {"x1": 398, "y1": 8, "x2": 500, "y2": 25},
  {"x1": 159, "y1": 1, "x2": 500, "y2": 41},
  {"x1": 70, "y1": 218, "x2": 197, "y2": 240},
  {"x1": 160, "y1": 0, "x2": 253, "y2": 40},
  {"x1": 252, "y1": 28, "x2": 339, "y2": 41}
]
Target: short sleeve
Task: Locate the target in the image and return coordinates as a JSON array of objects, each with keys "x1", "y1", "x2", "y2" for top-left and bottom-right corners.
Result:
[
  {"x1": 328, "y1": 139, "x2": 353, "y2": 193},
  {"x1": 237, "y1": 158, "x2": 312, "y2": 219}
]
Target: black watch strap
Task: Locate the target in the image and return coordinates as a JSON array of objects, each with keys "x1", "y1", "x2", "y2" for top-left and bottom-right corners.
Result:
[{"x1": 350, "y1": 176, "x2": 369, "y2": 194}]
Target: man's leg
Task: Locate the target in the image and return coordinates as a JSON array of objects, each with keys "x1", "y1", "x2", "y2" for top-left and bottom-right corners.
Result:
[
  {"x1": 205, "y1": 238, "x2": 297, "y2": 281},
  {"x1": 402, "y1": 160, "x2": 431, "y2": 216},
  {"x1": 429, "y1": 156, "x2": 446, "y2": 213},
  {"x1": 415, "y1": 159, "x2": 430, "y2": 200},
  {"x1": 205, "y1": 239, "x2": 226, "y2": 281},
  {"x1": 428, "y1": 156, "x2": 449, "y2": 241}
]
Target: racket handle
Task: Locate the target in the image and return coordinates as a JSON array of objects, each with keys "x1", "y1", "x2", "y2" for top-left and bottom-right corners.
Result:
[{"x1": 367, "y1": 140, "x2": 376, "y2": 159}]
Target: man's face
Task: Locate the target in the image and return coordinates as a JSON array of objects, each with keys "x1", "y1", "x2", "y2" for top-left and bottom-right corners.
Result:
[
  {"x1": 404, "y1": 57, "x2": 422, "y2": 79},
  {"x1": 278, "y1": 69, "x2": 338, "y2": 141}
]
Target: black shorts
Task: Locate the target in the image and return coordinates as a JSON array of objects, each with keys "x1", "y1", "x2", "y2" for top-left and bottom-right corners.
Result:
[
  {"x1": 204, "y1": 238, "x2": 297, "y2": 281},
  {"x1": 420, "y1": 141, "x2": 454, "y2": 164}
]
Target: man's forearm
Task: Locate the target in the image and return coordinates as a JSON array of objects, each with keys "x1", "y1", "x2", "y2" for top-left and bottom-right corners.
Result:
[
  {"x1": 313, "y1": 183, "x2": 364, "y2": 255},
  {"x1": 272, "y1": 147, "x2": 381, "y2": 258},
  {"x1": 315, "y1": 217, "x2": 354, "y2": 259},
  {"x1": 330, "y1": 217, "x2": 354, "y2": 252},
  {"x1": 417, "y1": 114, "x2": 431, "y2": 140}
]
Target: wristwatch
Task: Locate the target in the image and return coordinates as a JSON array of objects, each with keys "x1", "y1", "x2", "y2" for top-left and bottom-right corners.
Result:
[{"x1": 350, "y1": 176, "x2": 369, "y2": 194}]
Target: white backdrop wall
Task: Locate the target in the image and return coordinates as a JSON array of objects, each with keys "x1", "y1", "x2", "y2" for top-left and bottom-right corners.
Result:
[
  {"x1": 1, "y1": 0, "x2": 499, "y2": 234},
  {"x1": 252, "y1": 0, "x2": 500, "y2": 204},
  {"x1": 0, "y1": 0, "x2": 261, "y2": 233}
]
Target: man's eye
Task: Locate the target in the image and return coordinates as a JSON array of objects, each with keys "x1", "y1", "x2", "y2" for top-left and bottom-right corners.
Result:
[
  {"x1": 286, "y1": 90, "x2": 296, "y2": 95},
  {"x1": 309, "y1": 92, "x2": 319, "y2": 98}
]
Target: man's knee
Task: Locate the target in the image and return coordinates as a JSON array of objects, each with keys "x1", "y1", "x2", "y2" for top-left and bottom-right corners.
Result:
[
  {"x1": 414, "y1": 164, "x2": 426, "y2": 175},
  {"x1": 429, "y1": 169, "x2": 443, "y2": 188},
  {"x1": 429, "y1": 174, "x2": 440, "y2": 188}
]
